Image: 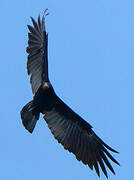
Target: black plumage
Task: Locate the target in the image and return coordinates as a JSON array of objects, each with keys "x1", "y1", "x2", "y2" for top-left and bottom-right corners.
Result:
[{"x1": 20, "y1": 11, "x2": 119, "y2": 178}]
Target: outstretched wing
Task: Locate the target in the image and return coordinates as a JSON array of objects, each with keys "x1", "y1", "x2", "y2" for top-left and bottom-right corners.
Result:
[
  {"x1": 44, "y1": 97, "x2": 119, "y2": 178},
  {"x1": 27, "y1": 14, "x2": 49, "y2": 94}
]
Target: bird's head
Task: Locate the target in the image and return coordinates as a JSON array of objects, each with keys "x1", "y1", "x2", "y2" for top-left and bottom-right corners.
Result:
[{"x1": 42, "y1": 82, "x2": 51, "y2": 90}]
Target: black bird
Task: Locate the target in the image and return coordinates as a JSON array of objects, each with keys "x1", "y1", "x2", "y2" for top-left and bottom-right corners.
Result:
[{"x1": 20, "y1": 10, "x2": 119, "y2": 178}]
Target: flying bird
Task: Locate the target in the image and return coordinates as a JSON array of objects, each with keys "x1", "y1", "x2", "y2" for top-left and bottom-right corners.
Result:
[{"x1": 20, "y1": 10, "x2": 119, "y2": 178}]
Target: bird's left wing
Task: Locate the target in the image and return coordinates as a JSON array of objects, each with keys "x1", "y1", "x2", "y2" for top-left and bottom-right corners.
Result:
[
  {"x1": 27, "y1": 12, "x2": 49, "y2": 94},
  {"x1": 43, "y1": 97, "x2": 119, "y2": 178}
]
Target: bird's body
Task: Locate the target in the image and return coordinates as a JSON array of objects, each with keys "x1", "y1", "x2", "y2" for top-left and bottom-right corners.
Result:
[
  {"x1": 33, "y1": 83, "x2": 56, "y2": 113},
  {"x1": 20, "y1": 11, "x2": 119, "y2": 178}
]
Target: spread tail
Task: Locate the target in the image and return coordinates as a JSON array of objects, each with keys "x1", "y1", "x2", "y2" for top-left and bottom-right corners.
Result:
[{"x1": 20, "y1": 100, "x2": 39, "y2": 133}]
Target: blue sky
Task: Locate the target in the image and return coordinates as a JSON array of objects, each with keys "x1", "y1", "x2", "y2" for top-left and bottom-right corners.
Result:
[{"x1": 1, "y1": 0, "x2": 133, "y2": 179}]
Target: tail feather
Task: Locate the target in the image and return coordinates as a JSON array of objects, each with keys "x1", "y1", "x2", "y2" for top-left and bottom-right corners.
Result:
[{"x1": 20, "y1": 101, "x2": 39, "y2": 133}]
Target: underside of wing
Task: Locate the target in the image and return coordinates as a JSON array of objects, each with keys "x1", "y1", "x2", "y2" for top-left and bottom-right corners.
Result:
[
  {"x1": 43, "y1": 97, "x2": 119, "y2": 178},
  {"x1": 27, "y1": 13, "x2": 49, "y2": 94}
]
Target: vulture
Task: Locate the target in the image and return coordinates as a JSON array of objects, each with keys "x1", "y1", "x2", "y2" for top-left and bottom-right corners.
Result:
[{"x1": 20, "y1": 10, "x2": 119, "y2": 178}]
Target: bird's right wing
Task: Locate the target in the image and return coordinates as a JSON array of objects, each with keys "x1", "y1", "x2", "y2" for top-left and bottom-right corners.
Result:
[
  {"x1": 43, "y1": 97, "x2": 119, "y2": 178},
  {"x1": 26, "y1": 12, "x2": 49, "y2": 94}
]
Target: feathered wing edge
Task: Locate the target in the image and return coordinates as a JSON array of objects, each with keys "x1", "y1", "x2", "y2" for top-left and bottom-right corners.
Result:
[
  {"x1": 43, "y1": 98, "x2": 120, "y2": 178},
  {"x1": 26, "y1": 12, "x2": 49, "y2": 94}
]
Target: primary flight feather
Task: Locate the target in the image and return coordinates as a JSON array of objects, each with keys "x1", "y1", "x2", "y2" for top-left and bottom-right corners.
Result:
[{"x1": 20, "y1": 11, "x2": 119, "y2": 178}]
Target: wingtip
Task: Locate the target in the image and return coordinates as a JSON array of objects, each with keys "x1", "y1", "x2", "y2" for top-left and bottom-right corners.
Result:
[
  {"x1": 44, "y1": 8, "x2": 49, "y2": 16},
  {"x1": 116, "y1": 161, "x2": 120, "y2": 166},
  {"x1": 30, "y1": 16, "x2": 36, "y2": 25},
  {"x1": 30, "y1": 16, "x2": 34, "y2": 21},
  {"x1": 27, "y1": 25, "x2": 32, "y2": 32},
  {"x1": 104, "y1": 170, "x2": 108, "y2": 179},
  {"x1": 95, "y1": 133, "x2": 119, "y2": 154},
  {"x1": 95, "y1": 170, "x2": 100, "y2": 178}
]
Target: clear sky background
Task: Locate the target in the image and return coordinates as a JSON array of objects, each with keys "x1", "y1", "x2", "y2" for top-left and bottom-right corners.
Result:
[{"x1": 0, "y1": 0, "x2": 133, "y2": 179}]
